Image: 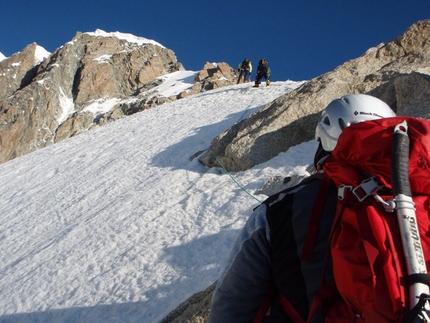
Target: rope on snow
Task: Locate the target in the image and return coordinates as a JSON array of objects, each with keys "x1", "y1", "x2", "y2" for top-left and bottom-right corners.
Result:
[
  {"x1": 210, "y1": 146, "x2": 262, "y2": 204},
  {"x1": 208, "y1": 95, "x2": 262, "y2": 203}
]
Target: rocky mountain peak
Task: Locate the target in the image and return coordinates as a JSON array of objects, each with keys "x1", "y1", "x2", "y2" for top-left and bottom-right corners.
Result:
[
  {"x1": 0, "y1": 30, "x2": 239, "y2": 164},
  {"x1": 0, "y1": 42, "x2": 49, "y2": 102},
  {"x1": 35, "y1": 30, "x2": 184, "y2": 106}
]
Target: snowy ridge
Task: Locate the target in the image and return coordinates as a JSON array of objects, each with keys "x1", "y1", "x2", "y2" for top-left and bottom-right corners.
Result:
[
  {"x1": 34, "y1": 45, "x2": 50, "y2": 65},
  {"x1": 81, "y1": 70, "x2": 198, "y2": 116},
  {"x1": 154, "y1": 70, "x2": 198, "y2": 97},
  {"x1": 0, "y1": 45, "x2": 49, "y2": 66},
  {"x1": 0, "y1": 80, "x2": 315, "y2": 322},
  {"x1": 86, "y1": 29, "x2": 165, "y2": 48}
]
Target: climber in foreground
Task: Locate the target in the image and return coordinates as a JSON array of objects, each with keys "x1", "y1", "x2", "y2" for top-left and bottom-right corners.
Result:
[{"x1": 208, "y1": 94, "x2": 397, "y2": 322}]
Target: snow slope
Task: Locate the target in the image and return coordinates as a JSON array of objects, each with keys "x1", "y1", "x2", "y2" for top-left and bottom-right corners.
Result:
[{"x1": 0, "y1": 78, "x2": 317, "y2": 323}]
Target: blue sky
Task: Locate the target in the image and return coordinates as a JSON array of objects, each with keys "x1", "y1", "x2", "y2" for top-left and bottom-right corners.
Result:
[{"x1": 2, "y1": 1, "x2": 429, "y2": 81}]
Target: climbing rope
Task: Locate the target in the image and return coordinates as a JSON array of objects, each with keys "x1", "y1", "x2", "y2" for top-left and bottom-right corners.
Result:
[
  {"x1": 235, "y1": 95, "x2": 256, "y2": 124},
  {"x1": 210, "y1": 146, "x2": 262, "y2": 204},
  {"x1": 197, "y1": 95, "x2": 262, "y2": 203},
  {"x1": 207, "y1": 95, "x2": 263, "y2": 203}
]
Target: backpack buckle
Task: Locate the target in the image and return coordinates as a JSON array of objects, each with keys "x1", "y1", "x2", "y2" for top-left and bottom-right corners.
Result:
[
  {"x1": 352, "y1": 177, "x2": 384, "y2": 202},
  {"x1": 338, "y1": 185, "x2": 353, "y2": 200},
  {"x1": 338, "y1": 177, "x2": 384, "y2": 202}
]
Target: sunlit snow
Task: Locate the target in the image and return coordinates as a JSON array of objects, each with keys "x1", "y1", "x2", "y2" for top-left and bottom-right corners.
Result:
[
  {"x1": 0, "y1": 78, "x2": 314, "y2": 323},
  {"x1": 35, "y1": 45, "x2": 50, "y2": 65},
  {"x1": 58, "y1": 87, "x2": 76, "y2": 124}
]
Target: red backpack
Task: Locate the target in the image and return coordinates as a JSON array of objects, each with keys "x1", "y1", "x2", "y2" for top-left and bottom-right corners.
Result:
[{"x1": 321, "y1": 116, "x2": 430, "y2": 322}]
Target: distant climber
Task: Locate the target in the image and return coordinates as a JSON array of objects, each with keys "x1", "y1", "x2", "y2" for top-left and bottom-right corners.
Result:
[
  {"x1": 253, "y1": 58, "x2": 271, "y2": 88},
  {"x1": 237, "y1": 58, "x2": 252, "y2": 84}
]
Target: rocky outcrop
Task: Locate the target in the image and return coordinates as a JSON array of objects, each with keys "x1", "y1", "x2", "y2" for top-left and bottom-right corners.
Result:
[
  {"x1": 178, "y1": 62, "x2": 238, "y2": 98},
  {"x1": 199, "y1": 19, "x2": 430, "y2": 172},
  {"x1": 161, "y1": 282, "x2": 216, "y2": 323},
  {"x1": 0, "y1": 30, "x2": 241, "y2": 164},
  {"x1": 193, "y1": 62, "x2": 237, "y2": 88}
]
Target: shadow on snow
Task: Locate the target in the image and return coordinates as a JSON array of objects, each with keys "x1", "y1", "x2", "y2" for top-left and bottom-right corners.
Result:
[{"x1": 0, "y1": 229, "x2": 241, "y2": 323}]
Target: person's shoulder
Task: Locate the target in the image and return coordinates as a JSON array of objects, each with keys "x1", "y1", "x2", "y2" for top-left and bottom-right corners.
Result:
[{"x1": 263, "y1": 173, "x2": 323, "y2": 207}]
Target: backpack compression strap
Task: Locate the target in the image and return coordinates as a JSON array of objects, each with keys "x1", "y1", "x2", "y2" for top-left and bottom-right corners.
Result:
[
  {"x1": 252, "y1": 289, "x2": 308, "y2": 323},
  {"x1": 253, "y1": 287, "x2": 276, "y2": 323},
  {"x1": 278, "y1": 292, "x2": 306, "y2": 323}
]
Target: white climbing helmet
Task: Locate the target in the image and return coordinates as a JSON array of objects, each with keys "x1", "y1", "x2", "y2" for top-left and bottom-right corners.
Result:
[{"x1": 315, "y1": 94, "x2": 396, "y2": 152}]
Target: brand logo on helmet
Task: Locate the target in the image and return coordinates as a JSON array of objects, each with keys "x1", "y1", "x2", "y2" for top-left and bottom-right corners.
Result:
[{"x1": 354, "y1": 111, "x2": 385, "y2": 118}]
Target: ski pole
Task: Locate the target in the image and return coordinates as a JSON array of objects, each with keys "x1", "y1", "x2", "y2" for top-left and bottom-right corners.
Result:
[{"x1": 391, "y1": 120, "x2": 429, "y2": 313}]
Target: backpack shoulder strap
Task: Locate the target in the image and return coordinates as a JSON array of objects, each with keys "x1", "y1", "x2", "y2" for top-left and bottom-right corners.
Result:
[{"x1": 300, "y1": 171, "x2": 332, "y2": 262}]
